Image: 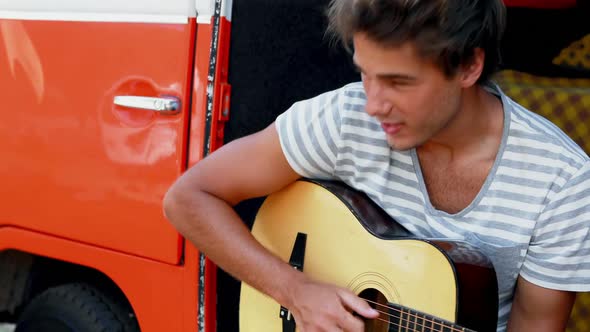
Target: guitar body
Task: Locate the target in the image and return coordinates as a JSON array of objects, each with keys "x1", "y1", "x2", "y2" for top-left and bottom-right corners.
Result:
[{"x1": 239, "y1": 180, "x2": 498, "y2": 332}]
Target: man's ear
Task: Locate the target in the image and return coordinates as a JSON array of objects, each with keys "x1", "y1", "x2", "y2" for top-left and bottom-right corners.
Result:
[{"x1": 460, "y1": 48, "x2": 485, "y2": 87}]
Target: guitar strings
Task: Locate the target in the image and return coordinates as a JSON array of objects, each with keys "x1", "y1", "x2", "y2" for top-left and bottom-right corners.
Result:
[
  {"x1": 371, "y1": 310, "x2": 464, "y2": 332},
  {"x1": 370, "y1": 309, "x2": 464, "y2": 332},
  {"x1": 374, "y1": 316, "x2": 419, "y2": 331},
  {"x1": 374, "y1": 316, "x2": 440, "y2": 332},
  {"x1": 363, "y1": 298, "x2": 467, "y2": 332}
]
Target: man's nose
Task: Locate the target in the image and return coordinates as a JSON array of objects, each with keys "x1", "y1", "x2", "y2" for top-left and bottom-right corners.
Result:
[{"x1": 364, "y1": 80, "x2": 392, "y2": 117}]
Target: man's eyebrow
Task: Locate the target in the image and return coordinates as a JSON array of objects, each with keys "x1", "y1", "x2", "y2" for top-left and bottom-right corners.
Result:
[
  {"x1": 377, "y1": 73, "x2": 417, "y2": 82},
  {"x1": 353, "y1": 62, "x2": 417, "y2": 82}
]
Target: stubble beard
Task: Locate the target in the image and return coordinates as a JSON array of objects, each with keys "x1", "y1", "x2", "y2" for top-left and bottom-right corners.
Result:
[{"x1": 385, "y1": 131, "x2": 428, "y2": 152}]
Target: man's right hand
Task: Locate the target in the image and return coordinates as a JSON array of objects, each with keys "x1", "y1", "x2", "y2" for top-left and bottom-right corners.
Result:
[{"x1": 285, "y1": 275, "x2": 380, "y2": 332}]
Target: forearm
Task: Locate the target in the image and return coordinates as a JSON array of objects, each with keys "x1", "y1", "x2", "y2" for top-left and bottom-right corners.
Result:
[
  {"x1": 163, "y1": 187, "x2": 302, "y2": 307},
  {"x1": 507, "y1": 316, "x2": 568, "y2": 332},
  {"x1": 507, "y1": 278, "x2": 575, "y2": 332}
]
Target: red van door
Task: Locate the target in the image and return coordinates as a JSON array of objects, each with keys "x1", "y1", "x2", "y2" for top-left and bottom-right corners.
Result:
[{"x1": 0, "y1": 2, "x2": 196, "y2": 264}]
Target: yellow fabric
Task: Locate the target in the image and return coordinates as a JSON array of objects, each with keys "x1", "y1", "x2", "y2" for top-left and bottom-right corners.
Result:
[
  {"x1": 568, "y1": 293, "x2": 590, "y2": 332},
  {"x1": 553, "y1": 34, "x2": 590, "y2": 70},
  {"x1": 494, "y1": 70, "x2": 590, "y2": 155},
  {"x1": 494, "y1": 70, "x2": 590, "y2": 331}
]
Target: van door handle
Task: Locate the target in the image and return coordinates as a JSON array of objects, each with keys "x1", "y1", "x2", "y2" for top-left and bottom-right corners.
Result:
[{"x1": 113, "y1": 96, "x2": 180, "y2": 115}]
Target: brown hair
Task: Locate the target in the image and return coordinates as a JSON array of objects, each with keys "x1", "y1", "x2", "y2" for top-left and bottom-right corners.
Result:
[{"x1": 327, "y1": 0, "x2": 506, "y2": 83}]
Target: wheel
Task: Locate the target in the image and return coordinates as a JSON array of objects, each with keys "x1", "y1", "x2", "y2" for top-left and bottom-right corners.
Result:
[{"x1": 16, "y1": 283, "x2": 139, "y2": 332}]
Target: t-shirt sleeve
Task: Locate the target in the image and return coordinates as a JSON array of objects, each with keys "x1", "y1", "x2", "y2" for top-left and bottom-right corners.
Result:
[
  {"x1": 520, "y1": 161, "x2": 590, "y2": 291},
  {"x1": 275, "y1": 88, "x2": 343, "y2": 179}
]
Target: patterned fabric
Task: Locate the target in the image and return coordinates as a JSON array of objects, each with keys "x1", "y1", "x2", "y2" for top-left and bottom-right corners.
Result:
[
  {"x1": 553, "y1": 34, "x2": 590, "y2": 71},
  {"x1": 568, "y1": 292, "x2": 590, "y2": 332},
  {"x1": 494, "y1": 70, "x2": 590, "y2": 155},
  {"x1": 495, "y1": 69, "x2": 590, "y2": 332},
  {"x1": 275, "y1": 82, "x2": 590, "y2": 331}
]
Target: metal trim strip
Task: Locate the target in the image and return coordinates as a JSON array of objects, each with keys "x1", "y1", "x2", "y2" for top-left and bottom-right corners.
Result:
[
  {"x1": 0, "y1": 11, "x2": 190, "y2": 24},
  {"x1": 195, "y1": 0, "x2": 232, "y2": 24}
]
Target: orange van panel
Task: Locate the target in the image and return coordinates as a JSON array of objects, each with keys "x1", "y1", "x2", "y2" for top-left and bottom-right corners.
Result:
[
  {"x1": 0, "y1": 19, "x2": 195, "y2": 264},
  {"x1": 0, "y1": 227, "x2": 197, "y2": 332}
]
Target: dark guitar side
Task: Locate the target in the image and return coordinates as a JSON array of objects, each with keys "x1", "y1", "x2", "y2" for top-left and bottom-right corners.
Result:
[{"x1": 308, "y1": 179, "x2": 499, "y2": 332}]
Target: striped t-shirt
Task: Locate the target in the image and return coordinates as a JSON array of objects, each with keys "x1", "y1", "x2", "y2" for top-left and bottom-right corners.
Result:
[{"x1": 275, "y1": 82, "x2": 590, "y2": 331}]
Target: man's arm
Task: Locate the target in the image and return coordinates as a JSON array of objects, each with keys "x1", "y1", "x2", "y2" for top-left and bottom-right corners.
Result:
[
  {"x1": 507, "y1": 276, "x2": 576, "y2": 331},
  {"x1": 163, "y1": 123, "x2": 378, "y2": 331}
]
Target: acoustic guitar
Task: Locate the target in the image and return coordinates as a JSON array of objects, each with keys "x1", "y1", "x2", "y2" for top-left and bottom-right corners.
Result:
[{"x1": 239, "y1": 179, "x2": 498, "y2": 332}]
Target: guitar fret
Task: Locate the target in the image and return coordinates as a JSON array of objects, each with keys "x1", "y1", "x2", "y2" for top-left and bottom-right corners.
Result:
[
  {"x1": 422, "y1": 313, "x2": 433, "y2": 332},
  {"x1": 437, "y1": 317, "x2": 453, "y2": 332},
  {"x1": 408, "y1": 310, "x2": 419, "y2": 331},
  {"x1": 399, "y1": 308, "x2": 408, "y2": 332},
  {"x1": 416, "y1": 313, "x2": 426, "y2": 332},
  {"x1": 388, "y1": 304, "x2": 402, "y2": 332},
  {"x1": 433, "y1": 314, "x2": 445, "y2": 332},
  {"x1": 415, "y1": 310, "x2": 424, "y2": 332}
]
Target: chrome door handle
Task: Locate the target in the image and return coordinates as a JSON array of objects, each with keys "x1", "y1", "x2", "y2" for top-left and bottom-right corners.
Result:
[{"x1": 114, "y1": 96, "x2": 180, "y2": 115}]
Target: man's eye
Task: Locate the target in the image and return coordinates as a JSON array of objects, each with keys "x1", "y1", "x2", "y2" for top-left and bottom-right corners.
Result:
[
  {"x1": 387, "y1": 80, "x2": 405, "y2": 87},
  {"x1": 387, "y1": 79, "x2": 413, "y2": 88}
]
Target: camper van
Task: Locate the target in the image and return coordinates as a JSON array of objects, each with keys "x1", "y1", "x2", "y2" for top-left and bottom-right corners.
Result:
[{"x1": 0, "y1": 0, "x2": 588, "y2": 331}]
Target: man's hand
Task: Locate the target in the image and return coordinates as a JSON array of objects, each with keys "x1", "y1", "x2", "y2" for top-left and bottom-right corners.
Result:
[
  {"x1": 286, "y1": 276, "x2": 380, "y2": 332},
  {"x1": 507, "y1": 276, "x2": 576, "y2": 332}
]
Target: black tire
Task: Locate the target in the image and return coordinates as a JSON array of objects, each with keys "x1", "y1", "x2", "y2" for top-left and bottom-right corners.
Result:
[{"x1": 16, "y1": 283, "x2": 140, "y2": 332}]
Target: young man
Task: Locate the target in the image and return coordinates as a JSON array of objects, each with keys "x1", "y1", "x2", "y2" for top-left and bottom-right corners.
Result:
[{"x1": 163, "y1": 0, "x2": 590, "y2": 331}]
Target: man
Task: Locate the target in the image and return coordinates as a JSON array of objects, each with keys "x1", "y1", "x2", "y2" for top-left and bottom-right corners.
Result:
[{"x1": 163, "y1": 0, "x2": 590, "y2": 331}]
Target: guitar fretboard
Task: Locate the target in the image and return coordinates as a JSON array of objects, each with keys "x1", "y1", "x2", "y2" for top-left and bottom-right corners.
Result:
[{"x1": 386, "y1": 302, "x2": 476, "y2": 332}]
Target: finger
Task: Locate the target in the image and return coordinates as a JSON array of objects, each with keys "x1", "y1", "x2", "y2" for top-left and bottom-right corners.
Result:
[
  {"x1": 338, "y1": 290, "x2": 379, "y2": 318},
  {"x1": 339, "y1": 312, "x2": 365, "y2": 332}
]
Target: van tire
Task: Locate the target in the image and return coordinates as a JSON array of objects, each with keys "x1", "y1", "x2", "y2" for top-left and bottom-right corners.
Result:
[{"x1": 15, "y1": 283, "x2": 139, "y2": 332}]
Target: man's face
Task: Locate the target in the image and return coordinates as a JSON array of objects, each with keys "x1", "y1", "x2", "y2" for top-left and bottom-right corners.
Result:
[{"x1": 353, "y1": 32, "x2": 464, "y2": 151}]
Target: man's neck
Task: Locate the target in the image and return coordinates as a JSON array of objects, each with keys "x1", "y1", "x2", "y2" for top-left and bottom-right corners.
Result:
[{"x1": 417, "y1": 86, "x2": 504, "y2": 165}]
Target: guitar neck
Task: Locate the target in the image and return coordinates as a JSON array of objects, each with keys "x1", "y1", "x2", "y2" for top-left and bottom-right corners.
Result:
[{"x1": 386, "y1": 302, "x2": 476, "y2": 332}]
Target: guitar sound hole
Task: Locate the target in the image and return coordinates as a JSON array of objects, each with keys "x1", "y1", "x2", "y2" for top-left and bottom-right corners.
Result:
[{"x1": 358, "y1": 288, "x2": 389, "y2": 332}]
